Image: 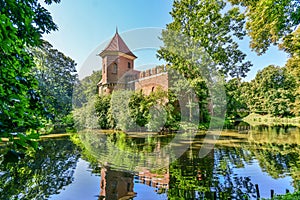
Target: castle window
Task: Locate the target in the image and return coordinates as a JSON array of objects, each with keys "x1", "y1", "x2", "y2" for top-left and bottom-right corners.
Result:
[
  {"x1": 128, "y1": 62, "x2": 131, "y2": 69},
  {"x1": 152, "y1": 87, "x2": 155, "y2": 92},
  {"x1": 113, "y1": 63, "x2": 118, "y2": 74}
]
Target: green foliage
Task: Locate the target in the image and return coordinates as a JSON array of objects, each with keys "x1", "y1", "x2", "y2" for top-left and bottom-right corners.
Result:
[
  {"x1": 127, "y1": 88, "x2": 178, "y2": 131},
  {"x1": 225, "y1": 78, "x2": 248, "y2": 119},
  {"x1": 30, "y1": 41, "x2": 77, "y2": 122},
  {"x1": 61, "y1": 113, "x2": 76, "y2": 133},
  {"x1": 95, "y1": 94, "x2": 111, "y2": 129},
  {"x1": 73, "y1": 70, "x2": 101, "y2": 108},
  {"x1": 89, "y1": 87, "x2": 182, "y2": 132},
  {"x1": 248, "y1": 65, "x2": 295, "y2": 117},
  {"x1": 146, "y1": 88, "x2": 170, "y2": 131},
  {"x1": 158, "y1": 0, "x2": 251, "y2": 79},
  {"x1": 107, "y1": 88, "x2": 181, "y2": 132},
  {"x1": 0, "y1": 0, "x2": 60, "y2": 151},
  {"x1": 266, "y1": 190, "x2": 300, "y2": 200},
  {"x1": 223, "y1": 1, "x2": 300, "y2": 119},
  {"x1": 72, "y1": 71, "x2": 102, "y2": 130},
  {"x1": 72, "y1": 96, "x2": 101, "y2": 130},
  {"x1": 0, "y1": 137, "x2": 80, "y2": 199},
  {"x1": 280, "y1": 26, "x2": 300, "y2": 58},
  {"x1": 129, "y1": 91, "x2": 150, "y2": 127},
  {"x1": 227, "y1": 65, "x2": 297, "y2": 119},
  {"x1": 164, "y1": 92, "x2": 182, "y2": 130},
  {"x1": 157, "y1": 0, "x2": 249, "y2": 128},
  {"x1": 280, "y1": 27, "x2": 300, "y2": 116},
  {"x1": 229, "y1": 0, "x2": 300, "y2": 55}
]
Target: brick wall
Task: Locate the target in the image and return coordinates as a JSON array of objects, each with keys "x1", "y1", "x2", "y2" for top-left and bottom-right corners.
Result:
[{"x1": 135, "y1": 72, "x2": 168, "y2": 95}]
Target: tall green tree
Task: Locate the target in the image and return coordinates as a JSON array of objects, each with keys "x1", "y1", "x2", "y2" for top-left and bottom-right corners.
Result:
[
  {"x1": 30, "y1": 41, "x2": 77, "y2": 122},
  {"x1": 158, "y1": 0, "x2": 251, "y2": 79},
  {"x1": 128, "y1": 91, "x2": 150, "y2": 127},
  {"x1": 246, "y1": 65, "x2": 296, "y2": 116},
  {"x1": 0, "y1": 0, "x2": 60, "y2": 150},
  {"x1": 157, "y1": 0, "x2": 251, "y2": 124}
]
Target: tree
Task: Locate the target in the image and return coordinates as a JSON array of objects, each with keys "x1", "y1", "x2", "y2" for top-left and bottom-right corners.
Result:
[
  {"x1": 108, "y1": 90, "x2": 136, "y2": 131},
  {"x1": 280, "y1": 26, "x2": 300, "y2": 116},
  {"x1": 280, "y1": 26, "x2": 300, "y2": 57},
  {"x1": 229, "y1": 0, "x2": 300, "y2": 55},
  {"x1": 128, "y1": 91, "x2": 150, "y2": 127},
  {"x1": 0, "y1": 0, "x2": 61, "y2": 151},
  {"x1": 30, "y1": 41, "x2": 77, "y2": 122},
  {"x1": 68, "y1": 70, "x2": 102, "y2": 130},
  {"x1": 245, "y1": 65, "x2": 296, "y2": 116},
  {"x1": 72, "y1": 96, "x2": 101, "y2": 130},
  {"x1": 95, "y1": 94, "x2": 111, "y2": 129},
  {"x1": 157, "y1": 0, "x2": 250, "y2": 125},
  {"x1": 158, "y1": 0, "x2": 251, "y2": 79},
  {"x1": 73, "y1": 70, "x2": 102, "y2": 108},
  {"x1": 225, "y1": 78, "x2": 248, "y2": 119}
]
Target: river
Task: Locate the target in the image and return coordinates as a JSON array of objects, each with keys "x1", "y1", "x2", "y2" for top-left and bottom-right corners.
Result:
[{"x1": 0, "y1": 124, "x2": 299, "y2": 199}]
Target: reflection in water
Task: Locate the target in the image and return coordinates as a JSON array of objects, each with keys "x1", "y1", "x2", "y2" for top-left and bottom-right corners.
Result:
[
  {"x1": 138, "y1": 168, "x2": 169, "y2": 191},
  {"x1": 0, "y1": 138, "x2": 80, "y2": 200},
  {"x1": 76, "y1": 126, "x2": 300, "y2": 199},
  {"x1": 99, "y1": 167, "x2": 135, "y2": 200},
  {"x1": 0, "y1": 125, "x2": 299, "y2": 199}
]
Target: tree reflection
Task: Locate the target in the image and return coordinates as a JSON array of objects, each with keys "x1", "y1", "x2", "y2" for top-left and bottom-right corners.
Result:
[
  {"x1": 74, "y1": 131, "x2": 175, "y2": 171},
  {"x1": 168, "y1": 137, "x2": 257, "y2": 199},
  {"x1": 0, "y1": 138, "x2": 80, "y2": 200},
  {"x1": 73, "y1": 127, "x2": 300, "y2": 199},
  {"x1": 246, "y1": 126, "x2": 300, "y2": 189}
]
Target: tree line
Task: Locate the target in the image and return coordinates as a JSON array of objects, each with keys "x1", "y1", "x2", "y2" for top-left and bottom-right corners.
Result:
[{"x1": 1, "y1": 0, "x2": 300, "y2": 152}]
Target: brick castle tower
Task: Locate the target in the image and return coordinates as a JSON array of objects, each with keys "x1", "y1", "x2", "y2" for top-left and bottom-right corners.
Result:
[
  {"x1": 97, "y1": 30, "x2": 168, "y2": 96},
  {"x1": 97, "y1": 29, "x2": 137, "y2": 95}
]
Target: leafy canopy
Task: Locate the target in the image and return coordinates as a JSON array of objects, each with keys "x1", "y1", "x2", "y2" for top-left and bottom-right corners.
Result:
[
  {"x1": 229, "y1": 0, "x2": 300, "y2": 55},
  {"x1": 0, "y1": 0, "x2": 61, "y2": 151}
]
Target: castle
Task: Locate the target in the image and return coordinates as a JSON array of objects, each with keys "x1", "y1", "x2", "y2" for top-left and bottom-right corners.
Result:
[{"x1": 97, "y1": 30, "x2": 168, "y2": 95}]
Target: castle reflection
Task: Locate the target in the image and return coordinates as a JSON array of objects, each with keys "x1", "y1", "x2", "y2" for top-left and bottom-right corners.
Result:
[
  {"x1": 99, "y1": 167, "x2": 135, "y2": 200},
  {"x1": 98, "y1": 142, "x2": 213, "y2": 200}
]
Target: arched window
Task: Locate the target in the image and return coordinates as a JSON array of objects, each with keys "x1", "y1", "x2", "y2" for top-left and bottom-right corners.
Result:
[
  {"x1": 151, "y1": 87, "x2": 155, "y2": 92},
  {"x1": 113, "y1": 63, "x2": 118, "y2": 74}
]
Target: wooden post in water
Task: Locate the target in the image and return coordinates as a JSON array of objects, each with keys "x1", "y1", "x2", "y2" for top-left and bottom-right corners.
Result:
[
  {"x1": 255, "y1": 184, "x2": 260, "y2": 199},
  {"x1": 286, "y1": 189, "x2": 290, "y2": 193},
  {"x1": 213, "y1": 191, "x2": 217, "y2": 200},
  {"x1": 271, "y1": 189, "x2": 274, "y2": 198}
]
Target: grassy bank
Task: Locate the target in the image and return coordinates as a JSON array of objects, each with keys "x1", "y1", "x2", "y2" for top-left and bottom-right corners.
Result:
[{"x1": 243, "y1": 113, "x2": 300, "y2": 127}]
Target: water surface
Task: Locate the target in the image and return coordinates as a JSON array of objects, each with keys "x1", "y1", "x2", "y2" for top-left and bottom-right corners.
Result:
[{"x1": 0, "y1": 125, "x2": 299, "y2": 199}]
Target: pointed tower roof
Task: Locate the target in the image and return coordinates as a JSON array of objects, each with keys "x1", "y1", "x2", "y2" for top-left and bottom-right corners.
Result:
[{"x1": 100, "y1": 30, "x2": 137, "y2": 58}]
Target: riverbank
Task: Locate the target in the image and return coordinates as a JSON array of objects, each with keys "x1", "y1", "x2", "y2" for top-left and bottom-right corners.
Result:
[
  {"x1": 0, "y1": 133, "x2": 72, "y2": 143},
  {"x1": 243, "y1": 113, "x2": 300, "y2": 127}
]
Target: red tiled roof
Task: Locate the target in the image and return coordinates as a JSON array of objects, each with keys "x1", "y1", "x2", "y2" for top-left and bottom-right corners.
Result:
[{"x1": 100, "y1": 31, "x2": 137, "y2": 58}]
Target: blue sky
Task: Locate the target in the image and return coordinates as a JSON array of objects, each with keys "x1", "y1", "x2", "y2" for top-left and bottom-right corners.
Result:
[{"x1": 41, "y1": 0, "x2": 288, "y2": 81}]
